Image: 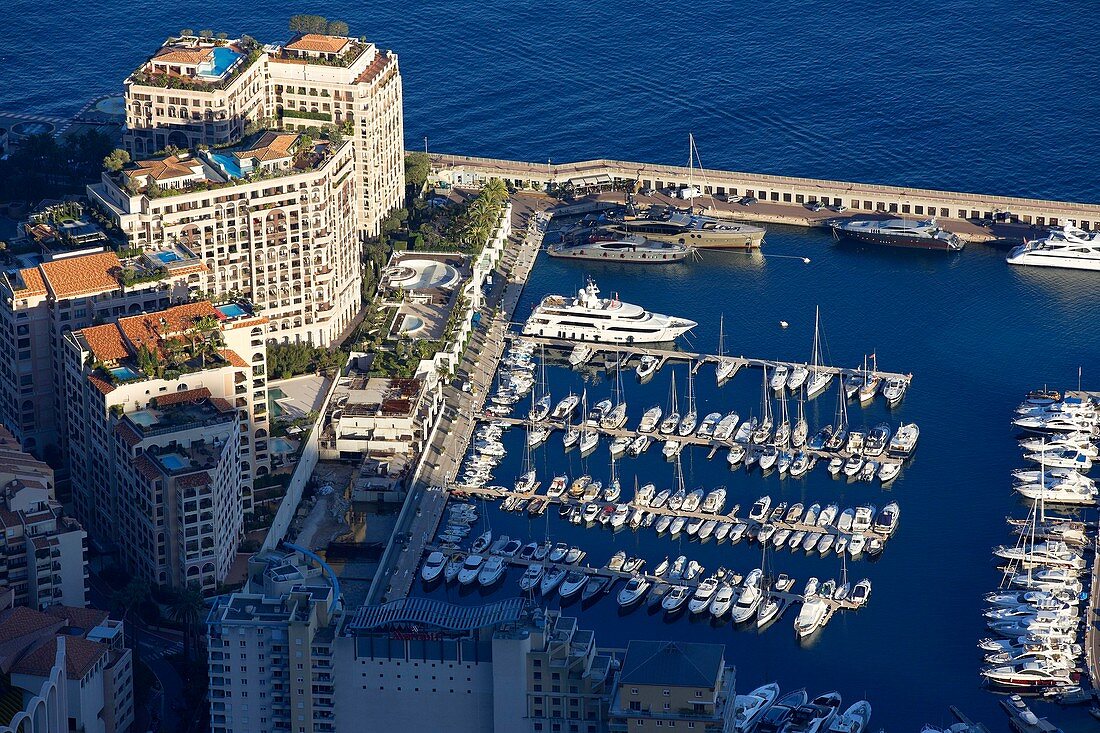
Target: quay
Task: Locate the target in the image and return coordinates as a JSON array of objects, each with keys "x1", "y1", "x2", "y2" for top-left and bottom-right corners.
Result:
[
  {"x1": 430, "y1": 153, "x2": 1100, "y2": 240},
  {"x1": 450, "y1": 482, "x2": 894, "y2": 547},
  {"x1": 507, "y1": 334, "x2": 913, "y2": 385},
  {"x1": 423, "y1": 543, "x2": 865, "y2": 615},
  {"x1": 478, "y1": 414, "x2": 907, "y2": 470}
]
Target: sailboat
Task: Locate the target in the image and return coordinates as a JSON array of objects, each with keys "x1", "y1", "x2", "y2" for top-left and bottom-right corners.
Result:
[
  {"x1": 806, "y1": 306, "x2": 834, "y2": 399},
  {"x1": 859, "y1": 353, "x2": 881, "y2": 404},
  {"x1": 752, "y1": 367, "x2": 774, "y2": 444},
  {"x1": 791, "y1": 388, "x2": 809, "y2": 447},
  {"x1": 515, "y1": 398, "x2": 540, "y2": 493},
  {"x1": 562, "y1": 388, "x2": 583, "y2": 451},
  {"x1": 529, "y1": 344, "x2": 551, "y2": 422},
  {"x1": 825, "y1": 384, "x2": 849, "y2": 451},
  {"x1": 715, "y1": 314, "x2": 740, "y2": 385},
  {"x1": 659, "y1": 372, "x2": 681, "y2": 435},
  {"x1": 602, "y1": 359, "x2": 629, "y2": 430},
  {"x1": 579, "y1": 390, "x2": 599, "y2": 457},
  {"x1": 774, "y1": 390, "x2": 791, "y2": 448},
  {"x1": 678, "y1": 367, "x2": 699, "y2": 436}
]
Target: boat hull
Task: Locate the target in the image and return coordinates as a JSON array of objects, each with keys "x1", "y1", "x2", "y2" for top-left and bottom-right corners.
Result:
[{"x1": 832, "y1": 227, "x2": 963, "y2": 252}]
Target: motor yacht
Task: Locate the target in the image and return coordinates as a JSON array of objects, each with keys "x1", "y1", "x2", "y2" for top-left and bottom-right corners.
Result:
[
  {"x1": 636, "y1": 355, "x2": 659, "y2": 381},
  {"x1": 524, "y1": 279, "x2": 697, "y2": 343},
  {"x1": 714, "y1": 412, "x2": 740, "y2": 441},
  {"x1": 755, "y1": 690, "x2": 810, "y2": 733},
  {"x1": 519, "y1": 564, "x2": 545, "y2": 592},
  {"x1": 558, "y1": 570, "x2": 589, "y2": 599},
  {"x1": 617, "y1": 577, "x2": 651, "y2": 607},
  {"x1": 420, "y1": 551, "x2": 447, "y2": 583},
  {"x1": 1007, "y1": 224, "x2": 1100, "y2": 271},
  {"x1": 639, "y1": 405, "x2": 663, "y2": 432},
  {"x1": 829, "y1": 217, "x2": 963, "y2": 251},
  {"x1": 732, "y1": 682, "x2": 780, "y2": 732},
  {"x1": 548, "y1": 226, "x2": 692, "y2": 262}
]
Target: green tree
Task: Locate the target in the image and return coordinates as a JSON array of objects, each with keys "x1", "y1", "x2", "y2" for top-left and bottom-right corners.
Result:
[
  {"x1": 404, "y1": 152, "x2": 430, "y2": 190},
  {"x1": 112, "y1": 577, "x2": 150, "y2": 623},
  {"x1": 103, "y1": 148, "x2": 130, "y2": 172},
  {"x1": 167, "y1": 583, "x2": 205, "y2": 663},
  {"x1": 180, "y1": 28, "x2": 195, "y2": 37},
  {"x1": 327, "y1": 20, "x2": 349, "y2": 36},
  {"x1": 199, "y1": 29, "x2": 213, "y2": 39}
]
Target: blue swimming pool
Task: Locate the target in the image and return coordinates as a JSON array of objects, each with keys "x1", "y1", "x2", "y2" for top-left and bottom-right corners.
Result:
[
  {"x1": 152, "y1": 251, "x2": 180, "y2": 264},
  {"x1": 159, "y1": 453, "x2": 188, "y2": 471},
  {"x1": 197, "y1": 46, "x2": 241, "y2": 79},
  {"x1": 109, "y1": 365, "x2": 141, "y2": 381},
  {"x1": 217, "y1": 303, "x2": 247, "y2": 318},
  {"x1": 269, "y1": 437, "x2": 297, "y2": 455},
  {"x1": 209, "y1": 152, "x2": 242, "y2": 179}
]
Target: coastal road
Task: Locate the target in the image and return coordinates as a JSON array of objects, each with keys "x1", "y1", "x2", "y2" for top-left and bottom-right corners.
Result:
[{"x1": 380, "y1": 197, "x2": 547, "y2": 601}]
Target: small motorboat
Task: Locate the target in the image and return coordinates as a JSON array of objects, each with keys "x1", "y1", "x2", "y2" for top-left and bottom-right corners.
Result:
[
  {"x1": 617, "y1": 577, "x2": 652, "y2": 607},
  {"x1": 549, "y1": 542, "x2": 569, "y2": 562},
  {"x1": 444, "y1": 552, "x2": 466, "y2": 583},
  {"x1": 519, "y1": 563, "x2": 544, "y2": 592},
  {"x1": 477, "y1": 555, "x2": 507, "y2": 586},
  {"x1": 420, "y1": 551, "x2": 447, "y2": 583},
  {"x1": 662, "y1": 584, "x2": 691, "y2": 613},
  {"x1": 558, "y1": 569, "x2": 589, "y2": 599},
  {"x1": 540, "y1": 566, "x2": 568, "y2": 595},
  {"x1": 850, "y1": 579, "x2": 871, "y2": 606},
  {"x1": 457, "y1": 554, "x2": 485, "y2": 585},
  {"x1": 581, "y1": 575, "x2": 611, "y2": 602}
]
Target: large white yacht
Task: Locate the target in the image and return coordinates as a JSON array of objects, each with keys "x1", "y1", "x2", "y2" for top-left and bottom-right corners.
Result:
[
  {"x1": 1007, "y1": 225, "x2": 1100, "y2": 271},
  {"x1": 523, "y1": 280, "x2": 697, "y2": 344}
]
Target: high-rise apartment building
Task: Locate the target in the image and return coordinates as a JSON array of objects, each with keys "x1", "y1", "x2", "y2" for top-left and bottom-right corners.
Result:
[
  {"x1": 119, "y1": 32, "x2": 404, "y2": 237},
  {"x1": 87, "y1": 131, "x2": 363, "y2": 347},
  {"x1": 61, "y1": 300, "x2": 268, "y2": 590}
]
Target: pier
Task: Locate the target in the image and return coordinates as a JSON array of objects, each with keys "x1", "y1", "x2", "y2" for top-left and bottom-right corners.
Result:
[
  {"x1": 430, "y1": 153, "x2": 1100, "y2": 239},
  {"x1": 507, "y1": 333, "x2": 913, "y2": 385}
]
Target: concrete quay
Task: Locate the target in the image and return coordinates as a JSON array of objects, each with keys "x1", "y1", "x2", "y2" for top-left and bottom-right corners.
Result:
[{"x1": 430, "y1": 153, "x2": 1100, "y2": 240}]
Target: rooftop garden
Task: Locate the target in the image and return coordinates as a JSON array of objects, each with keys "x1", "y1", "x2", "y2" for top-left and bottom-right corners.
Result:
[
  {"x1": 383, "y1": 172, "x2": 509, "y2": 257},
  {"x1": 94, "y1": 314, "x2": 229, "y2": 384},
  {"x1": 129, "y1": 34, "x2": 263, "y2": 92}
]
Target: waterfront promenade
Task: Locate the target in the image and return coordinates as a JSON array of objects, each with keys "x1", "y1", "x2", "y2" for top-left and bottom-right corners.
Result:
[
  {"x1": 430, "y1": 153, "x2": 1100, "y2": 240},
  {"x1": 371, "y1": 195, "x2": 548, "y2": 603}
]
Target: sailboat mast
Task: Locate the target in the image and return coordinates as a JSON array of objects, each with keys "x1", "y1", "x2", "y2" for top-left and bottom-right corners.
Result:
[{"x1": 687, "y1": 133, "x2": 694, "y2": 216}]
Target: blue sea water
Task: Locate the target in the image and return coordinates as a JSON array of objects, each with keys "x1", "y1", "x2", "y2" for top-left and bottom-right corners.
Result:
[{"x1": 5, "y1": 0, "x2": 1100, "y2": 728}]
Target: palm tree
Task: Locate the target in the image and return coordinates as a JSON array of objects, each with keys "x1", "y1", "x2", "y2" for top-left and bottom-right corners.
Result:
[
  {"x1": 168, "y1": 583, "x2": 205, "y2": 663},
  {"x1": 112, "y1": 577, "x2": 150, "y2": 624}
]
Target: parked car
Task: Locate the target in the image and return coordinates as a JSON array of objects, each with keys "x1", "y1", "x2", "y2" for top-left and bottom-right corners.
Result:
[
  {"x1": 740, "y1": 196, "x2": 759, "y2": 206},
  {"x1": 830, "y1": 204, "x2": 848, "y2": 213},
  {"x1": 807, "y1": 201, "x2": 825, "y2": 212}
]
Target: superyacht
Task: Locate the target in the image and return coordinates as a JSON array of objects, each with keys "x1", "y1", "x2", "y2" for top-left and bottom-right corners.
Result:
[
  {"x1": 829, "y1": 218, "x2": 964, "y2": 251},
  {"x1": 549, "y1": 226, "x2": 691, "y2": 263},
  {"x1": 523, "y1": 279, "x2": 697, "y2": 344},
  {"x1": 1006, "y1": 224, "x2": 1100, "y2": 271},
  {"x1": 607, "y1": 208, "x2": 765, "y2": 249}
]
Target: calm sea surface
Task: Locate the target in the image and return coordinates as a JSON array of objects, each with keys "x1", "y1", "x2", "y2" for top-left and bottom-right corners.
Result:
[{"x1": 6, "y1": 1, "x2": 1100, "y2": 728}]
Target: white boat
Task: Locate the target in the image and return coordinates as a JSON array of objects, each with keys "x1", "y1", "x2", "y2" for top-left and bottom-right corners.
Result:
[
  {"x1": 1019, "y1": 435, "x2": 1097, "y2": 456},
  {"x1": 617, "y1": 577, "x2": 651, "y2": 607},
  {"x1": 788, "y1": 364, "x2": 809, "y2": 391},
  {"x1": 688, "y1": 576, "x2": 721, "y2": 614},
  {"x1": 1023, "y1": 448, "x2": 1092, "y2": 471},
  {"x1": 851, "y1": 505, "x2": 875, "y2": 533},
  {"x1": 759, "y1": 445, "x2": 779, "y2": 471},
  {"x1": 714, "y1": 412, "x2": 740, "y2": 441},
  {"x1": 471, "y1": 530, "x2": 493, "y2": 554},
  {"x1": 715, "y1": 314, "x2": 742, "y2": 386},
  {"x1": 662, "y1": 585, "x2": 691, "y2": 612},
  {"x1": 795, "y1": 597, "x2": 830, "y2": 638},
  {"x1": 817, "y1": 534, "x2": 836, "y2": 554},
  {"x1": 602, "y1": 402, "x2": 629, "y2": 430},
  {"x1": 635, "y1": 483, "x2": 656, "y2": 507},
  {"x1": 698, "y1": 412, "x2": 723, "y2": 439},
  {"x1": 706, "y1": 581, "x2": 735, "y2": 617},
  {"x1": 789, "y1": 450, "x2": 812, "y2": 477},
  {"x1": 524, "y1": 279, "x2": 696, "y2": 343},
  {"x1": 828, "y1": 701, "x2": 872, "y2": 733},
  {"x1": 629, "y1": 434, "x2": 652, "y2": 456},
  {"x1": 882, "y1": 378, "x2": 907, "y2": 407},
  {"x1": 569, "y1": 344, "x2": 594, "y2": 367},
  {"x1": 878, "y1": 462, "x2": 900, "y2": 483},
  {"x1": 540, "y1": 566, "x2": 568, "y2": 594},
  {"x1": 806, "y1": 307, "x2": 834, "y2": 399},
  {"x1": 579, "y1": 429, "x2": 599, "y2": 456},
  {"x1": 552, "y1": 393, "x2": 580, "y2": 419},
  {"x1": 682, "y1": 488, "x2": 705, "y2": 513},
  {"x1": 546, "y1": 475, "x2": 568, "y2": 498},
  {"x1": 981, "y1": 660, "x2": 1076, "y2": 688},
  {"x1": 678, "y1": 371, "x2": 698, "y2": 436},
  {"x1": 420, "y1": 551, "x2": 447, "y2": 582},
  {"x1": 610, "y1": 503, "x2": 631, "y2": 528},
  {"x1": 638, "y1": 405, "x2": 663, "y2": 433},
  {"x1": 771, "y1": 365, "x2": 790, "y2": 392},
  {"x1": 1007, "y1": 224, "x2": 1100, "y2": 271},
  {"x1": 748, "y1": 495, "x2": 772, "y2": 522},
  {"x1": 662, "y1": 438, "x2": 683, "y2": 459},
  {"x1": 731, "y1": 570, "x2": 763, "y2": 623},
  {"x1": 457, "y1": 555, "x2": 485, "y2": 585},
  {"x1": 848, "y1": 533, "x2": 867, "y2": 557},
  {"x1": 888, "y1": 423, "x2": 919, "y2": 456},
  {"x1": 827, "y1": 456, "x2": 844, "y2": 475},
  {"x1": 529, "y1": 394, "x2": 551, "y2": 422},
  {"x1": 669, "y1": 516, "x2": 686, "y2": 536},
  {"x1": 864, "y1": 423, "x2": 891, "y2": 456},
  {"x1": 636, "y1": 354, "x2": 660, "y2": 381},
  {"x1": 842, "y1": 455, "x2": 864, "y2": 477},
  {"x1": 732, "y1": 682, "x2": 780, "y2": 732},
  {"x1": 702, "y1": 488, "x2": 727, "y2": 514},
  {"x1": 558, "y1": 570, "x2": 589, "y2": 599},
  {"x1": 873, "y1": 502, "x2": 900, "y2": 536},
  {"x1": 519, "y1": 563, "x2": 544, "y2": 592},
  {"x1": 850, "y1": 579, "x2": 871, "y2": 606},
  {"x1": 727, "y1": 443, "x2": 746, "y2": 466}
]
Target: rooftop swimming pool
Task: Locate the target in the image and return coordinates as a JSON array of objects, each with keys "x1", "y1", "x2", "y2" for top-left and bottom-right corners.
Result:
[
  {"x1": 196, "y1": 46, "x2": 241, "y2": 79},
  {"x1": 269, "y1": 437, "x2": 298, "y2": 455},
  {"x1": 109, "y1": 365, "x2": 142, "y2": 382},
  {"x1": 152, "y1": 251, "x2": 181, "y2": 264},
  {"x1": 209, "y1": 152, "x2": 242, "y2": 179},
  {"x1": 158, "y1": 453, "x2": 189, "y2": 471},
  {"x1": 217, "y1": 303, "x2": 247, "y2": 318},
  {"x1": 127, "y1": 409, "x2": 160, "y2": 427}
]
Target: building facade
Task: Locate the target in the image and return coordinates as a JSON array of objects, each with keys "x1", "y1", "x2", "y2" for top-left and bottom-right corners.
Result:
[
  {"x1": 87, "y1": 131, "x2": 362, "y2": 347},
  {"x1": 119, "y1": 32, "x2": 404, "y2": 237},
  {"x1": 206, "y1": 547, "x2": 342, "y2": 733},
  {"x1": 0, "y1": 426, "x2": 87, "y2": 610},
  {"x1": 61, "y1": 301, "x2": 267, "y2": 589}
]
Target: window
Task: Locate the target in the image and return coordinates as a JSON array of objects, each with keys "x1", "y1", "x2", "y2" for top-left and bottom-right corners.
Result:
[
  {"x1": 631, "y1": 688, "x2": 638, "y2": 695},
  {"x1": 662, "y1": 689, "x2": 670, "y2": 696},
  {"x1": 695, "y1": 691, "x2": 702, "y2": 697}
]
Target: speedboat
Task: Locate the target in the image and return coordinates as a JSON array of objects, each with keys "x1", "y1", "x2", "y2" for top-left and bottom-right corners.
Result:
[
  {"x1": 732, "y1": 682, "x2": 780, "y2": 732},
  {"x1": 552, "y1": 393, "x2": 580, "y2": 419},
  {"x1": 639, "y1": 405, "x2": 663, "y2": 433},
  {"x1": 749, "y1": 496, "x2": 772, "y2": 522},
  {"x1": 731, "y1": 570, "x2": 763, "y2": 623},
  {"x1": 873, "y1": 502, "x2": 900, "y2": 536},
  {"x1": 540, "y1": 565, "x2": 568, "y2": 594},
  {"x1": 755, "y1": 689, "x2": 809, "y2": 733},
  {"x1": 564, "y1": 546, "x2": 586, "y2": 564},
  {"x1": 477, "y1": 555, "x2": 507, "y2": 586},
  {"x1": 878, "y1": 462, "x2": 901, "y2": 483},
  {"x1": 709, "y1": 581, "x2": 737, "y2": 618},
  {"x1": 558, "y1": 569, "x2": 589, "y2": 599},
  {"x1": 682, "y1": 488, "x2": 705, "y2": 512},
  {"x1": 714, "y1": 412, "x2": 740, "y2": 441},
  {"x1": 698, "y1": 412, "x2": 723, "y2": 439},
  {"x1": 759, "y1": 445, "x2": 779, "y2": 471},
  {"x1": 659, "y1": 410, "x2": 681, "y2": 435},
  {"x1": 651, "y1": 488, "x2": 672, "y2": 509},
  {"x1": 617, "y1": 577, "x2": 651, "y2": 607},
  {"x1": 787, "y1": 365, "x2": 809, "y2": 391},
  {"x1": 689, "y1": 576, "x2": 721, "y2": 614},
  {"x1": 458, "y1": 554, "x2": 485, "y2": 585},
  {"x1": 727, "y1": 443, "x2": 747, "y2": 466},
  {"x1": 549, "y1": 542, "x2": 569, "y2": 562},
  {"x1": 662, "y1": 584, "x2": 691, "y2": 613},
  {"x1": 636, "y1": 355, "x2": 659, "y2": 381},
  {"x1": 795, "y1": 597, "x2": 831, "y2": 639},
  {"x1": 850, "y1": 579, "x2": 871, "y2": 606},
  {"x1": 444, "y1": 552, "x2": 466, "y2": 583},
  {"x1": 420, "y1": 551, "x2": 447, "y2": 582},
  {"x1": 771, "y1": 365, "x2": 790, "y2": 391},
  {"x1": 519, "y1": 563, "x2": 545, "y2": 592},
  {"x1": 581, "y1": 575, "x2": 611, "y2": 601},
  {"x1": 864, "y1": 424, "x2": 891, "y2": 456},
  {"x1": 842, "y1": 455, "x2": 864, "y2": 477},
  {"x1": 787, "y1": 692, "x2": 843, "y2": 732}
]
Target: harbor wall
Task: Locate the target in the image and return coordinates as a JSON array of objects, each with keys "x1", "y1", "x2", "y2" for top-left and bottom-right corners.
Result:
[{"x1": 428, "y1": 153, "x2": 1100, "y2": 232}]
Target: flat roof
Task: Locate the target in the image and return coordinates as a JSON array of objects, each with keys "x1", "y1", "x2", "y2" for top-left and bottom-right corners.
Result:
[{"x1": 348, "y1": 597, "x2": 525, "y2": 633}]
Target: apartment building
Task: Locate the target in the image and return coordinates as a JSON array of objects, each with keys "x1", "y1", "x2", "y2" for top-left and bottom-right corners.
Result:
[
  {"x1": 0, "y1": 604, "x2": 134, "y2": 733},
  {"x1": 607, "y1": 641, "x2": 737, "y2": 733},
  {"x1": 120, "y1": 32, "x2": 404, "y2": 237},
  {"x1": 61, "y1": 301, "x2": 268, "y2": 588},
  {"x1": 206, "y1": 547, "x2": 342, "y2": 733},
  {"x1": 0, "y1": 250, "x2": 196, "y2": 458},
  {"x1": 87, "y1": 130, "x2": 362, "y2": 347},
  {"x1": 0, "y1": 426, "x2": 87, "y2": 610}
]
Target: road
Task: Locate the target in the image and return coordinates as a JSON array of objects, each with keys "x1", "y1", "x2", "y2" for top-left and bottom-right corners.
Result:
[{"x1": 379, "y1": 195, "x2": 547, "y2": 602}]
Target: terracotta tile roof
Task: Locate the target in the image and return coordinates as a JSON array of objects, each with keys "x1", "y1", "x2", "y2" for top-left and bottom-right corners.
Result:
[
  {"x1": 209, "y1": 397, "x2": 234, "y2": 412},
  {"x1": 152, "y1": 387, "x2": 211, "y2": 408},
  {"x1": 218, "y1": 348, "x2": 248, "y2": 367},
  {"x1": 356, "y1": 51, "x2": 392, "y2": 85},
  {"x1": 78, "y1": 323, "x2": 129, "y2": 362},
  {"x1": 12, "y1": 636, "x2": 107, "y2": 680},
  {"x1": 176, "y1": 472, "x2": 211, "y2": 489},
  {"x1": 285, "y1": 34, "x2": 350, "y2": 54},
  {"x1": 117, "y1": 301, "x2": 221, "y2": 356},
  {"x1": 10, "y1": 267, "x2": 47, "y2": 298},
  {"x1": 114, "y1": 421, "x2": 142, "y2": 447},
  {"x1": 88, "y1": 374, "x2": 115, "y2": 396},
  {"x1": 0, "y1": 509, "x2": 23, "y2": 529},
  {"x1": 0, "y1": 607, "x2": 61, "y2": 645},
  {"x1": 153, "y1": 46, "x2": 214, "y2": 65},
  {"x1": 236, "y1": 132, "x2": 297, "y2": 163},
  {"x1": 133, "y1": 455, "x2": 162, "y2": 483},
  {"x1": 43, "y1": 605, "x2": 108, "y2": 631},
  {"x1": 40, "y1": 252, "x2": 122, "y2": 299},
  {"x1": 129, "y1": 154, "x2": 203, "y2": 182}
]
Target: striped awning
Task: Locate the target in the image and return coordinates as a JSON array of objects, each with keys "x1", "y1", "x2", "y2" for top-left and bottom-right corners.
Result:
[{"x1": 348, "y1": 596, "x2": 526, "y2": 632}]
